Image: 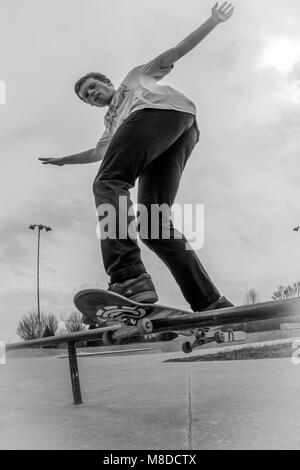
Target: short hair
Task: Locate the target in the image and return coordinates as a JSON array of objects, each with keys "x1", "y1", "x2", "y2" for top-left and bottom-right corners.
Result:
[{"x1": 74, "y1": 72, "x2": 113, "y2": 101}]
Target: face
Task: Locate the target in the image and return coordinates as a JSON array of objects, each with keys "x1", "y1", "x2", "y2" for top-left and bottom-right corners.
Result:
[{"x1": 78, "y1": 77, "x2": 115, "y2": 107}]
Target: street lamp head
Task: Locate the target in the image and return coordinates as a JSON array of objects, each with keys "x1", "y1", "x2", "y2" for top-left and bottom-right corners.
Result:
[{"x1": 29, "y1": 224, "x2": 52, "y2": 232}]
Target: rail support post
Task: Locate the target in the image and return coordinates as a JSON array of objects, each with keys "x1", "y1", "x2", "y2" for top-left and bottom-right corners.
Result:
[{"x1": 67, "y1": 341, "x2": 82, "y2": 405}]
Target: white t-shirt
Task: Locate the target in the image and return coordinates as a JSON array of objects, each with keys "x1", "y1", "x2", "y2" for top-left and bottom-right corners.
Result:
[{"x1": 96, "y1": 59, "x2": 197, "y2": 158}]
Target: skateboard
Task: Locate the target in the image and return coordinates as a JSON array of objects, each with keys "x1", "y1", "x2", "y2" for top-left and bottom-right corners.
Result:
[
  {"x1": 74, "y1": 290, "x2": 300, "y2": 354},
  {"x1": 74, "y1": 289, "x2": 229, "y2": 353}
]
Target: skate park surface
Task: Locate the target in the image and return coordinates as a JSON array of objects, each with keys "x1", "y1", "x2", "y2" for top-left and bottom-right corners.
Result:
[{"x1": 2, "y1": 342, "x2": 300, "y2": 450}]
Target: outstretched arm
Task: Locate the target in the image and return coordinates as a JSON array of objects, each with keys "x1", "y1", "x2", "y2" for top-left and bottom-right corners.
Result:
[
  {"x1": 175, "y1": 2, "x2": 234, "y2": 59},
  {"x1": 39, "y1": 148, "x2": 97, "y2": 166},
  {"x1": 39, "y1": 132, "x2": 111, "y2": 166},
  {"x1": 144, "y1": 2, "x2": 234, "y2": 76}
]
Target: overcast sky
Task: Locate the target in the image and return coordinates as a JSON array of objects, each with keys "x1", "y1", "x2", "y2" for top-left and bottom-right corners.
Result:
[{"x1": 1, "y1": 0, "x2": 300, "y2": 341}]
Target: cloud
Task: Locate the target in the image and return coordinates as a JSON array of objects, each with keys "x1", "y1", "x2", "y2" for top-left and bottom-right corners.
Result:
[{"x1": 259, "y1": 37, "x2": 300, "y2": 74}]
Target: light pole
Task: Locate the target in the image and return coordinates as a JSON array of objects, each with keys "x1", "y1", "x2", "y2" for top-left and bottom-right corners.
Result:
[{"x1": 29, "y1": 224, "x2": 52, "y2": 322}]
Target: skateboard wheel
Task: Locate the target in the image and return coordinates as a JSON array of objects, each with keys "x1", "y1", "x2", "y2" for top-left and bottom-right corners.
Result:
[
  {"x1": 137, "y1": 318, "x2": 153, "y2": 335},
  {"x1": 182, "y1": 342, "x2": 193, "y2": 354},
  {"x1": 214, "y1": 331, "x2": 226, "y2": 344},
  {"x1": 102, "y1": 330, "x2": 118, "y2": 346}
]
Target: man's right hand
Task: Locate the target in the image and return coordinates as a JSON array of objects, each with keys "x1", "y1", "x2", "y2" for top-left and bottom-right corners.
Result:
[{"x1": 39, "y1": 157, "x2": 65, "y2": 166}]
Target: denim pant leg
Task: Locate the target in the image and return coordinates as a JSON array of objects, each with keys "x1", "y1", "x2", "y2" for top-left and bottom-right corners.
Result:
[
  {"x1": 93, "y1": 109, "x2": 196, "y2": 283},
  {"x1": 137, "y1": 122, "x2": 220, "y2": 311}
]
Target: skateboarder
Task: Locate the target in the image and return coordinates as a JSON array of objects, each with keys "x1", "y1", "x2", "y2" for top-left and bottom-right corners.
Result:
[{"x1": 40, "y1": 3, "x2": 234, "y2": 314}]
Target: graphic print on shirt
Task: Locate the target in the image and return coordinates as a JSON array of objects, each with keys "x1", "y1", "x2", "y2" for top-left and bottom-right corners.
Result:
[{"x1": 105, "y1": 84, "x2": 130, "y2": 134}]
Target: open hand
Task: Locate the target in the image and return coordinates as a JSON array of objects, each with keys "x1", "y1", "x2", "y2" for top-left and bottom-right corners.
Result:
[
  {"x1": 39, "y1": 157, "x2": 65, "y2": 166},
  {"x1": 211, "y1": 2, "x2": 234, "y2": 23}
]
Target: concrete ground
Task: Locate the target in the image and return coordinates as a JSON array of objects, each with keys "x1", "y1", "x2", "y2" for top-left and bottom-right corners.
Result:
[{"x1": 1, "y1": 349, "x2": 300, "y2": 450}]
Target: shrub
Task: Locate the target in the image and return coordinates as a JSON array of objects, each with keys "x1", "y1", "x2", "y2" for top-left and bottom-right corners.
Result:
[
  {"x1": 62, "y1": 312, "x2": 87, "y2": 347},
  {"x1": 63, "y1": 312, "x2": 85, "y2": 333},
  {"x1": 17, "y1": 311, "x2": 58, "y2": 340}
]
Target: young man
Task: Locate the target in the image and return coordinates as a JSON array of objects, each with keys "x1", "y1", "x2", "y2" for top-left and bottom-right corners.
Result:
[{"x1": 40, "y1": 2, "x2": 234, "y2": 314}]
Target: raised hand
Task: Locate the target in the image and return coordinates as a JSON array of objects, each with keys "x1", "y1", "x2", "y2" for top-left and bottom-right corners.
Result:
[
  {"x1": 39, "y1": 157, "x2": 65, "y2": 166},
  {"x1": 211, "y1": 2, "x2": 234, "y2": 23}
]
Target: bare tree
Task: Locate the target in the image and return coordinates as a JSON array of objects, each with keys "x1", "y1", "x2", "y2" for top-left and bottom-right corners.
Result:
[
  {"x1": 61, "y1": 312, "x2": 87, "y2": 348},
  {"x1": 16, "y1": 311, "x2": 59, "y2": 340},
  {"x1": 272, "y1": 282, "x2": 300, "y2": 300},
  {"x1": 244, "y1": 289, "x2": 260, "y2": 305},
  {"x1": 42, "y1": 313, "x2": 58, "y2": 337},
  {"x1": 16, "y1": 310, "x2": 44, "y2": 340},
  {"x1": 63, "y1": 312, "x2": 86, "y2": 333}
]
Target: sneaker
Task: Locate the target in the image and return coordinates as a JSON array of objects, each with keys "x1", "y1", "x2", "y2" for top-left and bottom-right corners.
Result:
[
  {"x1": 200, "y1": 296, "x2": 234, "y2": 312},
  {"x1": 108, "y1": 273, "x2": 159, "y2": 303}
]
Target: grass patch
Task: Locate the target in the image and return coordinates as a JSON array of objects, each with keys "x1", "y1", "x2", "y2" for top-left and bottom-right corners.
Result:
[{"x1": 165, "y1": 343, "x2": 294, "y2": 362}]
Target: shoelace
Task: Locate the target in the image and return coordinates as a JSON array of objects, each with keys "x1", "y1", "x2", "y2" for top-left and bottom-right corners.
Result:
[{"x1": 108, "y1": 282, "x2": 122, "y2": 288}]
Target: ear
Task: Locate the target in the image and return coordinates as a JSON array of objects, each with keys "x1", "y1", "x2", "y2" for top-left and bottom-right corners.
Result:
[{"x1": 104, "y1": 79, "x2": 114, "y2": 87}]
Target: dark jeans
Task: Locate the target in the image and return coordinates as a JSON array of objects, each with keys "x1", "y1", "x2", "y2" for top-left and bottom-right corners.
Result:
[{"x1": 93, "y1": 108, "x2": 220, "y2": 311}]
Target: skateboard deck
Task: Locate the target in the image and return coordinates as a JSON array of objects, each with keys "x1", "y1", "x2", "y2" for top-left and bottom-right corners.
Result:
[
  {"x1": 74, "y1": 289, "x2": 300, "y2": 354},
  {"x1": 74, "y1": 289, "x2": 227, "y2": 353}
]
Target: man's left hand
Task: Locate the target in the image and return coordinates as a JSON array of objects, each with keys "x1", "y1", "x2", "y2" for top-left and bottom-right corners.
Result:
[{"x1": 211, "y1": 2, "x2": 234, "y2": 23}]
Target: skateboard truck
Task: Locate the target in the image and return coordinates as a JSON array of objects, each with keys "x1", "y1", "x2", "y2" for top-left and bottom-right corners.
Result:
[
  {"x1": 182, "y1": 329, "x2": 225, "y2": 354},
  {"x1": 102, "y1": 317, "x2": 154, "y2": 345}
]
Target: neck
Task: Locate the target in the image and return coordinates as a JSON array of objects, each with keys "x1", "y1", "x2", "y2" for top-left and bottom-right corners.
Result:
[{"x1": 108, "y1": 90, "x2": 116, "y2": 105}]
